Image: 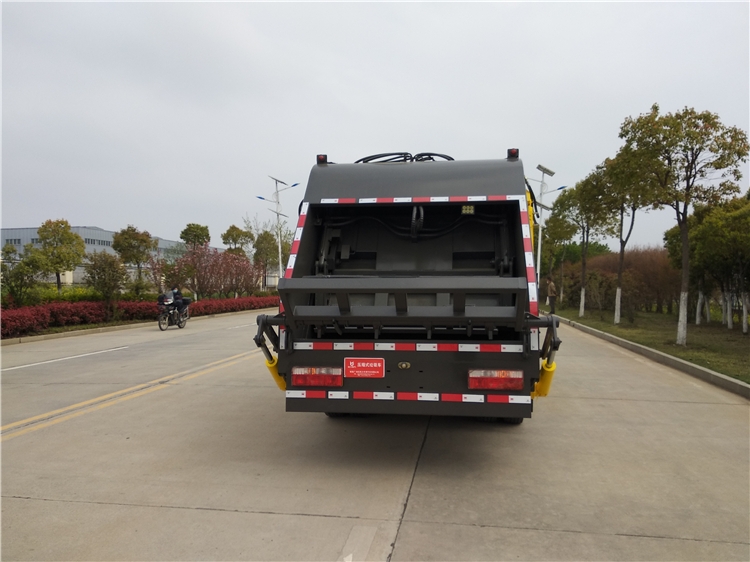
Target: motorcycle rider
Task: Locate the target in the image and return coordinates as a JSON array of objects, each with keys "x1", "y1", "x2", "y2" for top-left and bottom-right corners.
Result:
[{"x1": 171, "y1": 286, "x2": 185, "y2": 314}]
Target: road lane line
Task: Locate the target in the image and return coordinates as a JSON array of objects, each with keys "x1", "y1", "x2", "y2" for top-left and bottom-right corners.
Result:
[
  {"x1": 1, "y1": 351, "x2": 255, "y2": 433},
  {"x1": 1, "y1": 346, "x2": 130, "y2": 371},
  {"x1": 1, "y1": 354, "x2": 256, "y2": 442}
]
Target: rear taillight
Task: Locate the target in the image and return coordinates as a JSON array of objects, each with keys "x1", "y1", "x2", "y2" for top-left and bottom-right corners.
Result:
[
  {"x1": 291, "y1": 367, "x2": 343, "y2": 387},
  {"x1": 468, "y1": 369, "x2": 524, "y2": 390}
]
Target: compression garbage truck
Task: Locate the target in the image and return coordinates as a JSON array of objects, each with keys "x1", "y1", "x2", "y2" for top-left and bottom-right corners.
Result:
[{"x1": 254, "y1": 150, "x2": 560, "y2": 423}]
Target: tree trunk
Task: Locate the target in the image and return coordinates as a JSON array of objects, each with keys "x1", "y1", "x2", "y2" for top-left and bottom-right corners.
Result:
[
  {"x1": 677, "y1": 292, "x2": 688, "y2": 345},
  {"x1": 579, "y1": 287, "x2": 586, "y2": 317},
  {"x1": 56, "y1": 272, "x2": 62, "y2": 295},
  {"x1": 742, "y1": 292, "x2": 748, "y2": 335},
  {"x1": 579, "y1": 229, "x2": 588, "y2": 318},
  {"x1": 720, "y1": 291, "x2": 727, "y2": 324},
  {"x1": 704, "y1": 295, "x2": 711, "y2": 323},
  {"x1": 676, "y1": 220, "x2": 690, "y2": 346},
  {"x1": 695, "y1": 291, "x2": 704, "y2": 325},
  {"x1": 614, "y1": 287, "x2": 622, "y2": 324},
  {"x1": 726, "y1": 292, "x2": 734, "y2": 330}
]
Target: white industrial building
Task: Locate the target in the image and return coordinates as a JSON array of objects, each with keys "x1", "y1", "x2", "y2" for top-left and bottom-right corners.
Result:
[{"x1": 1, "y1": 226, "x2": 186, "y2": 284}]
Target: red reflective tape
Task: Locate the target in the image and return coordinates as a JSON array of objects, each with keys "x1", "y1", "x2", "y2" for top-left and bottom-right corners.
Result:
[
  {"x1": 284, "y1": 269, "x2": 294, "y2": 278},
  {"x1": 397, "y1": 392, "x2": 418, "y2": 401},
  {"x1": 279, "y1": 302, "x2": 285, "y2": 313},
  {"x1": 526, "y1": 266, "x2": 536, "y2": 281},
  {"x1": 529, "y1": 302, "x2": 538, "y2": 316},
  {"x1": 338, "y1": 198, "x2": 356, "y2": 204},
  {"x1": 488, "y1": 195, "x2": 507, "y2": 201},
  {"x1": 449, "y1": 196, "x2": 468, "y2": 202},
  {"x1": 376, "y1": 198, "x2": 394, "y2": 203},
  {"x1": 290, "y1": 240, "x2": 300, "y2": 254},
  {"x1": 306, "y1": 390, "x2": 326, "y2": 399},
  {"x1": 413, "y1": 196, "x2": 431, "y2": 203},
  {"x1": 353, "y1": 391, "x2": 374, "y2": 400},
  {"x1": 479, "y1": 344, "x2": 502, "y2": 352},
  {"x1": 523, "y1": 237, "x2": 533, "y2": 252},
  {"x1": 520, "y1": 212, "x2": 529, "y2": 225},
  {"x1": 487, "y1": 394, "x2": 510, "y2": 403},
  {"x1": 312, "y1": 342, "x2": 333, "y2": 350},
  {"x1": 437, "y1": 343, "x2": 459, "y2": 352},
  {"x1": 353, "y1": 342, "x2": 375, "y2": 350},
  {"x1": 296, "y1": 215, "x2": 306, "y2": 228},
  {"x1": 395, "y1": 343, "x2": 416, "y2": 351},
  {"x1": 442, "y1": 393, "x2": 463, "y2": 402}
]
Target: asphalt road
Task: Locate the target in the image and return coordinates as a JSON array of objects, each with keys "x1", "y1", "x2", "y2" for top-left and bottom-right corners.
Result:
[{"x1": 2, "y1": 311, "x2": 748, "y2": 561}]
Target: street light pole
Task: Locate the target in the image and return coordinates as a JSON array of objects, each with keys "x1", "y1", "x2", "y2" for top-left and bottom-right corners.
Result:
[
  {"x1": 257, "y1": 176, "x2": 298, "y2": 285},
  {"x1": 534, "y1": 164, "x2": 555, "y2": 286}
]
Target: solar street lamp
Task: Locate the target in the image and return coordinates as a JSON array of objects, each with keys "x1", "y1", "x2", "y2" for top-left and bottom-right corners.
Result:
[{"x1": 257, "y1": 176, "x2": 298, "y2": 282}]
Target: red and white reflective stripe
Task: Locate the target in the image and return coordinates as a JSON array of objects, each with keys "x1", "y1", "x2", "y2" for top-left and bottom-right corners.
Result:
[
  {"x1": 284, "y1": 203, "x2": 309, "y2": 279},
  {"x1": 442, "y1": 393, "x2": 484, "y2": 403},
  {"x1": 487, "y1": 394, "x2": 531, "y2": 404},
  {"x1": 353, "y1": 391, "x2": 395, "y2": 400},
  {"x1": 287, "y1": 391, "x2": 532, "y2": 404},
  {"x1": 286, "y1": 390, "x2": 350, "y2": 399},
  {"x1": 317, "y1": 195, "x2": 513, "y2": 204},
  {"x1": 294, "y1": 341, "x2": 522, "y2": 352},
  {"x1": 294, "y1": 342, "x2": 333, "y2": 350},
  {"x1": 514, "y1": 195, "x2": 538, "y2": 316}
]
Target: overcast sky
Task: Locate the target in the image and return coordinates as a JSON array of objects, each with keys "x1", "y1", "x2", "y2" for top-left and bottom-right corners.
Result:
[{"x1": 3, "y1": 2, "x2": 748, "y2": 251}]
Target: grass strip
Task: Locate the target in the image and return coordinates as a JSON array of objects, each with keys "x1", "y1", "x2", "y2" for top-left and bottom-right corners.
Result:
[{"x1": 545, "y1": 306, "x2": 749, "y2": 384}]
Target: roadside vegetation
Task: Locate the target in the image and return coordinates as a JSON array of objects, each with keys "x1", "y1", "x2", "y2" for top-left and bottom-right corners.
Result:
[
  {"x1": 541, "y1": 104, "x2": 749, "y2": 349},
  {"x1": 545, "y1": 304, "x2": 749, "y2": 384},
  {"x1": 1, "y1": 220, "x2": 286, "y2": 339}
]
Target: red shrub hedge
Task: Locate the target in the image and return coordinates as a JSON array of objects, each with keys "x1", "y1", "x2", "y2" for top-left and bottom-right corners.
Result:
[
  {"x1": 190, "y1": 296, "x2": 279, "y2": 316},
  {"x1": 1, "y1": 306, "x2": 51, "y2": 339},
  {"x1": 1, "y1": 296, "x2": 279, "y2": 339}
]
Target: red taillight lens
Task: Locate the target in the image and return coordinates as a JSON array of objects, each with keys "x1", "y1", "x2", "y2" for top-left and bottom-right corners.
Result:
[
  {"x1": 468, "y1": 369, "x2": 524, "y2": 390},
  {"x1": 291, "y1": 367, "x2": 343, "y2": 387}
]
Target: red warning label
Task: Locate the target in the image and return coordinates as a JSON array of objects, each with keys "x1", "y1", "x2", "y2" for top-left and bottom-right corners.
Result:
[{"x1": 344, "y1": 357, "x2": 385, "y2": 378}]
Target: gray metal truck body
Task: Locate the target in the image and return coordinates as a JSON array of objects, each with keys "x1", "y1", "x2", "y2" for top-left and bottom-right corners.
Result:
[{"x1": 256, "y1": 154, "x2": 559, "y2": 420}]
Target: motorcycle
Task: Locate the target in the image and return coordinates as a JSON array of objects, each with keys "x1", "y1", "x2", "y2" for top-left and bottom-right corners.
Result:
[{"x1": 157, "y1": 293, "x2": 191, "y2": 331}]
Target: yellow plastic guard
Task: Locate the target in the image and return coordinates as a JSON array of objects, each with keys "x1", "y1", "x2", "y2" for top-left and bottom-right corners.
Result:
[
  {"x1": 265, "y1": 356, "x2": 286, "y2": 391},
  {"x1": 532, "y1": 360, "x2": 556, "y2": 398},
  {"x1": 526, "y1": 190, "x2": 536, "y2": 248}
]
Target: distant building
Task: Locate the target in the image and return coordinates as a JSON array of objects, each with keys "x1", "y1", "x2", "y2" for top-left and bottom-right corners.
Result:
[{"x1": 1, "y1": 226, "x2": 186, "y2": 284}]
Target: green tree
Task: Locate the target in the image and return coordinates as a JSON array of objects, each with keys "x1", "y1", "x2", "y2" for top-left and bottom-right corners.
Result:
[
  {"x1": 554, "y1": 169, "x2": 616, "y2": 317},
  {"x1": 83, "y1": 251, "x2": 128, "y2": 320},
  {"x1": 541, "y1": 212, "x2": 576, "y2": 305},
  {"x1": 603, "y1": 148, "x2": 660, "y2": 324},
  {"x1": 252, "y1": 230, "x2": 278, "y2": 288},
  {"x1": 179, "y1": 224, "x2": 210, "y2": 298},
  {"x1": 1, "y1": 243, "x2": 46, "y2": 307},
  {"x1": 112, "y1": 225, "x2": 157, "y2": 287},
  {"x1": 221, "y1": 225, "x2": 254, "y2": 257},
  {"x1": 180, "y1": 223, "x2": 210, "y2": 250},
  {"x1": 620, "y1": 104, "x2": 749, "y2": 345},
  {"x1": 693, "y1": 198, "x2": 750, "y2": 333},
  {"x1": 37, "y1": 219, "x2": 86, "y2": 295}
]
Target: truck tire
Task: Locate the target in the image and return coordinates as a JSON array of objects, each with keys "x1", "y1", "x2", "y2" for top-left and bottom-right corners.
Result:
[{"x1": 501, "y1": 417, "x2": 524, "y2": 425}]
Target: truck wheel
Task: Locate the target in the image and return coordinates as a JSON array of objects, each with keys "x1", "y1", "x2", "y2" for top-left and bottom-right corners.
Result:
[
  {"x1": 325, "y1": 412, "x2": 347, "y2": 418},
  {"x1": 501, "y1": 417, "x2": 524, "y2": 425}
]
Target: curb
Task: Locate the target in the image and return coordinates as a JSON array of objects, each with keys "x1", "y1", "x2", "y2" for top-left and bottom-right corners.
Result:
[
  {"x1": 555, "y1": 315, "x2": 750, "y2": 400},
  {"x1": 1, "y1": 308, "x2": 278, "y2": 347}
]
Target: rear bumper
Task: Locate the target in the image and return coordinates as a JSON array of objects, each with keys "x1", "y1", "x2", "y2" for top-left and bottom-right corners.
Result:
[{"x1": 286, "y1": 391, "x2": 533, "y2": 418}]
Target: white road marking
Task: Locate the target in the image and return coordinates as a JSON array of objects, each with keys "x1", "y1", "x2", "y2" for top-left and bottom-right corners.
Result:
[
  {"x1": 338, "y1": 525, "x2": 378, "y2": 562},
  {"x1": 2, "y1": 346, "x2": 129, "y2": 371},
  {"x1": 226, "y1": 324, "x2": 253, "y2": 330}
]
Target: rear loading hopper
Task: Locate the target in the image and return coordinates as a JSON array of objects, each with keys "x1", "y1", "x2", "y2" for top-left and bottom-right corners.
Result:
[{"x1": 256, "y1": 151, "x2": 560, "y2": 422}]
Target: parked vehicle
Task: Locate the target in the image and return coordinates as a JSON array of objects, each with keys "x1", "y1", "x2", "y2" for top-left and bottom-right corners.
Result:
[
  {"x1": 157, "y1": 291, "x2": 191, "y2": 331},
  {"x1": 255, "y1": 150, "x2": 560, "y2": 423}
]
